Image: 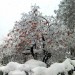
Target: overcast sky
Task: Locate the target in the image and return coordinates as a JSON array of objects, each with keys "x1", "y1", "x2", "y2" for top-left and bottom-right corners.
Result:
[{"x1": 0, "y1": 0, "x2": 61, "y2": 44}]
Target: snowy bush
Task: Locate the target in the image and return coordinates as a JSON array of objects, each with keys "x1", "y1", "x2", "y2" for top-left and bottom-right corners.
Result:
[
  {"x1": 70, "y1": 60, "x2": 75, "y2": 72},
  {"x1": 30, "y1": 64, "x2": 65, "y2": 75},
  {"x1": 30, "y1": 58, "x2": 75, "y2": 75},
  {"x1": 0, "y1": 58, "x2": 75, "y2": 75},
  {"x1": 0, "y1": 59, "x2": 47, "y2": 75},
  {"x1": 48, "y1": 63, "x2": 66, "y2": 75},
  {"x1": 62, "y1": 58, "x2": 74, "y2": 71},
  {"x1": 20, "y1": 59, "x2": 47, "y2": 72},
  {"x1": 0, "y1": 62, "x2": 23, "y2": 74},
  {"x1": 48, "y1": 58, "x2": 74, "y2": 75}
]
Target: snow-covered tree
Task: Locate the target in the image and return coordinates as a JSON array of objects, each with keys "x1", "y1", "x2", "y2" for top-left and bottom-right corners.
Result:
[
  {"x1": 53, "y1": 0, "x2": 75, "y2": 58},
  {"x1": 1, "y1": 4, "x2": 75, "y2": 65},
  {"x1": 56, "y1": 0, "x2": 75, "y2": 31},
  {"x1": 1, "y1": 5, "x2": 51, "y2": 64}
]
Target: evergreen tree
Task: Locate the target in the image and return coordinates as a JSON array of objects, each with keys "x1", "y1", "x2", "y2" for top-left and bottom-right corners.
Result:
[{"x1": 56, "y1": 0, "x2": 75, "y2": 31}]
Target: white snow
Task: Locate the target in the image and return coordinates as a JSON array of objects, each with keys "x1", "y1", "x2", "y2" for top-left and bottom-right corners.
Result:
[
  {"x1": 30, "y1": 67, "x2": 47, "y2": 75},
  {"x1": 48, "y1": 62, "x2": 65, "y2": 73},
  {"x1": 8, "y1": 70, "x2": 26, "y2": 75},
  {"x1": 25, "y1": 59, "x2": 47, "y2": 67}
]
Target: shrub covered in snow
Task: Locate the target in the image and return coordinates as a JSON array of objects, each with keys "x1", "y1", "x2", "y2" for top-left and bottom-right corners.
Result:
[
  {"x1": 62, "y1": 58, "x2": 74, "y2": 71},
  {"x1": 0, "y1": 59, "x2": 47, "y2": 75},
  {"x1": 0, "y1": 62, "x2": 23, "y2": 74},
  {"x1": 48, "y1": 63, "x2": 66, "y2": 75},
  {"x1": 0, "y1": 58, "x2": 75, "y2": 75},
  {"x1": 21, "y1": 59, "x2": 47, "y2": 72},
  {"x1": 30, "y1": 58, "x2": 75, "y2": 75},
  {"x1": 48, "y1": 58, "x2": 74, "y2": 75}
]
